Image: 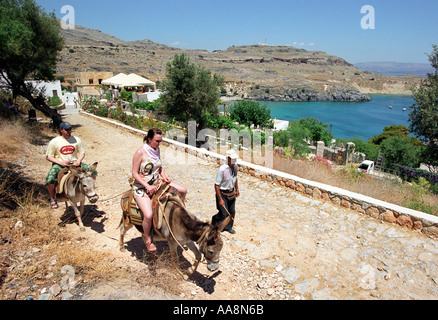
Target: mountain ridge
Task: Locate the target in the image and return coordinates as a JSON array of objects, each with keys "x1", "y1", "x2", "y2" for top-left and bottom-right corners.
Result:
[{"x1": 56, "y1": 24, "x2": 422, "y2": 100}]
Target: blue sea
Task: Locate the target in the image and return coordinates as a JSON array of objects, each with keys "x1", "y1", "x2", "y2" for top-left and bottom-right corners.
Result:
[{"x1": 258, "y1": 95, "x2": 414, "y2": 140}]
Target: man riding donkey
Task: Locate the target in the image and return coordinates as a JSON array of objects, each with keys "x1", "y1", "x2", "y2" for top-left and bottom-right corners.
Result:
[{"x1": 45, "y1": 122, "x2": 98, "y2": 209}]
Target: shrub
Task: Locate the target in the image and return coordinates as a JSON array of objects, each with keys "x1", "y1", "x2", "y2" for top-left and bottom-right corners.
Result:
[
  {"x1": 229, "y1": 100, "x2": 273, "y2": 128},
  {"x1": 47, "y1": 95, "x2": 61, "y2": 106},
  {"x1": 394, "y1": 164, "x2": 438, "y2": 194}
]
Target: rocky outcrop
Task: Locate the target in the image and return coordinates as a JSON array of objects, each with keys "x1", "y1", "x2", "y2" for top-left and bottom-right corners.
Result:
[{"x1": 248, "y1": 90, "x2": 371, "y2": 102}]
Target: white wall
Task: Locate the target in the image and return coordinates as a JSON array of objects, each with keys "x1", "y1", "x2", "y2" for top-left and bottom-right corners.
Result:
[{"x1": 26, "y1": 80, "x2": 62, "y2": 99}]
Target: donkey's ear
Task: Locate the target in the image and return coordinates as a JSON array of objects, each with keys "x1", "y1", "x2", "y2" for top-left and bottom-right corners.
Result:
[
  {"x1": 206, "y1": 228, "x2": 216, "y2": 241},
  {"x1": 70, "y1": 166, "x2": 82, "y2": 176},
  {"x1": 89, "y1": 162, "x2": 98, "y2": 173}
]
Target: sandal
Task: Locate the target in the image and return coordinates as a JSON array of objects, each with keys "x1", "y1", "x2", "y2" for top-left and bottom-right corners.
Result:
[
  {"x1": 50, "y1": 200, "x2": 59, "y2": 209},
  {"x1": 145, "y1": 241, "x2": 157, "y2": 253}
]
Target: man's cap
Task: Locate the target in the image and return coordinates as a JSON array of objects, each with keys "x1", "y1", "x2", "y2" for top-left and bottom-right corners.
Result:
[
  {"x1": 59, "y1": 122, "x2": 72, "y2": 129},
  {"x1": 226, "y1": 149, "x2": 239, "y2": 160}
]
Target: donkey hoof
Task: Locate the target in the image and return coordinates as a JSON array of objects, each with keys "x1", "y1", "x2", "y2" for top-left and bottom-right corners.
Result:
[
  {"x1": 80, "y1": 227, "x2": 85, "y2": 232},
  {"x1": 119, "y1": 246, "x2": 126, "y2": 252}
]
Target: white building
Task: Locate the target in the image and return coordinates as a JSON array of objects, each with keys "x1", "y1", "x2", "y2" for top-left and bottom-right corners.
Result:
[
  {"x1": 26, "y1": 80, "x2": 62, "y2": 99},
  {"x1": 273, "y1": 119, "x2": 289, "y2": 131}
]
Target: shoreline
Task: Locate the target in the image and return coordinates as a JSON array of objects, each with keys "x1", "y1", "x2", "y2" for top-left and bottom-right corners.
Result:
[{"x1": 221, "y1": 92, "x2": 412, "y2": 104}]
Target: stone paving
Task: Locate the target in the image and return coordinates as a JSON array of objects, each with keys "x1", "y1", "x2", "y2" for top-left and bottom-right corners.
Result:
[
  {"x1": 59, "y1": 111, "x2": 438, "y2": 300},
  {"x1": 174, "y1": 155, "x2": 438, "y2": 299}
]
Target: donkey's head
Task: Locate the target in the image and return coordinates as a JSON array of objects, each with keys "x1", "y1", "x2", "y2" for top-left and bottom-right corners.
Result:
[
  {"x1": 70, "y1": 162, "x2": 99, "y2": 203},
  {"x1": 200, "y1": 215, "x2": 232, "y2": 272}
]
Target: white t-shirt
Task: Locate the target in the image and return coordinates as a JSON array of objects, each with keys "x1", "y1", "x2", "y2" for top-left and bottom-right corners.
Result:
[
  {"x1": 215, "y1": 164, "x2": 238, "y2": 191},
  {"x1": 46, "y1": 136, "x2": 85, "y2": 163}
]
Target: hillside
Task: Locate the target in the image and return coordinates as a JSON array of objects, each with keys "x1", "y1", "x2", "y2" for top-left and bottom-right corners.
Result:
[{"x1": 57, "y1": 25, "x2": 421, "y2": 101}]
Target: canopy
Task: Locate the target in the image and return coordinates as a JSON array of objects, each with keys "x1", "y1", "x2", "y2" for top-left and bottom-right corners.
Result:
[
  {"x1": 102, "y1": 73, "x2": 156, "y2": 90},
  {"x1": 127, "y1": 73, "x2": 156, "y2": 86},
  {"x1": 101, "y1": 73, "x2": 128, "y2": 86}
]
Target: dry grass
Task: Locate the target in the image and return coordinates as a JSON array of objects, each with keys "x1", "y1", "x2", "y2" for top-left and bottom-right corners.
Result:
[
  {"x1": 0, "y1": 118, "x2": 186, "y2": 300},
  {"x1": 0, "y1": 165, "x2": 125, "y2": 299},
  {"x1": 0, "y1": 161, "x2": 183, "y2": 300},
  {"x1": 274, "y1": 155, "x2": 438, "y2": 215},
  {"x1": 0, "y1": 120, "x2": 31, "y2": 159}
]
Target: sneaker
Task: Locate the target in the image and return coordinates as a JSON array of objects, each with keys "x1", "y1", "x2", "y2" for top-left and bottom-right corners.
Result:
[{"x1": 225, "y1": 229, "x2": 236, "y2": 234}]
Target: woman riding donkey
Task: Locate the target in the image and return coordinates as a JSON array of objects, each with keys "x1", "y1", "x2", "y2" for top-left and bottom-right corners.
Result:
[{"x1": 132, "y1": 128, "x2": 187, "y2": 252}]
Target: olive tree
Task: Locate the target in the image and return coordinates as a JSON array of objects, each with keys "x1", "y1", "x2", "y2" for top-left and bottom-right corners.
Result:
[
  {"x1": 161, "y1": 53, "x2": 224, "y2": 130},
  {"x1": 409, "y1": 44, "x2": 438, "y2": 172},
  {"x1": 0, "y1": 0, "x2": 64, "y2": 126}
]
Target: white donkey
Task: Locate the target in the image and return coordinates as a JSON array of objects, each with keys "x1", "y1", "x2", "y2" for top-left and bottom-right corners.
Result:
[{"x1": 56, "y1": 163, "x2": 99, "y2": 231}]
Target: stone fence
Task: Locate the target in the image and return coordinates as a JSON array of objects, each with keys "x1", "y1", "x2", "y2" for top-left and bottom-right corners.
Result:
[
  {"x1": 82, "y1": 111, "x2": 438, "y2": 238},
  {"x1": 309, "y1": 141, "x2": 365, "y2": 165}
]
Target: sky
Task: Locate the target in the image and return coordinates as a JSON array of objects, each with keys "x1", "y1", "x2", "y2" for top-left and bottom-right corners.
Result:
[{"x1": 35, "y1": 0, "x2": 438, "y2": 64}]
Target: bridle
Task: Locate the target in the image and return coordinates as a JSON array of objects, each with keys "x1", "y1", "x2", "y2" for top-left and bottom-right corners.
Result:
[{"x1": 73, "y1": 173, "x2": 98, "y2": 199}]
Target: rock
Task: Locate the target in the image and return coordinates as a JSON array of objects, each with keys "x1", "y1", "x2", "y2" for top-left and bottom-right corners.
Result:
[
  {"x1": 312, "y1": 188, "x2": 322, "y2": 199},
  {"x1": 423, "y1": 226, "x2": 438, "y2": 237},
  {"x1": 294, "y1": 278, "x2": 319, "y2": 294},
  {"x1": 380, "y1": 210, "x2": 396, "y2": 223},
  {"x1": 280, "y1": 267, "x2": 301, "y2": 284},
  {"x1": 14, "y1": 221, "x2": 23, "y2": 229},
  {"x1": 365, "y1": 207, "x2": 380, "y2": 218},
  {"x1": 396, "y1": 215, "x2": 413, "y2": 229},
  {"x1": 358, "y1": 263, "x2": 376, "y2": 290}
]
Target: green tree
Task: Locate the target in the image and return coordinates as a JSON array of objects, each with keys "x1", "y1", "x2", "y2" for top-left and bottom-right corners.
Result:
[
  {"x1": 0, "y1": 0, "x2": 64, "y2": 126},
  {"x1": 273, "y1": 120, "x2": 311, "y2": 157},
  {"x1": 229, "y1": 100, "x2": 273, "y2": 128},
  {"x1": 368, "y1": 124, "x2": 421, "y2": 146},
  {"x1": 380, "y1": 135, "x2": 421, "y2": 169},
  {"x1": 350, "y1": 137, "x2": 379, "y2": 161},
  {"x1": 161, "y1": 53, "x2": 224, "y2": 129},
  {"x1": 369, "y1": 124, "x2": 410, "y2": 145},
  {"x1": 287, "y1": 121, "x2": 311, "y2": 157},
  {"x1": 409, "y1": 44, "x2": 438, "y2": 172},
  {"x1": 297, "y1": 118, "x2": 333, "y2": 145}
]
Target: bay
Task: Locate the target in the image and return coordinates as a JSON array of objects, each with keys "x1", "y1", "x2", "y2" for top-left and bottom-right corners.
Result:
[{"x1": 259, "y1": 95, "x2": 414, "y2": 140}]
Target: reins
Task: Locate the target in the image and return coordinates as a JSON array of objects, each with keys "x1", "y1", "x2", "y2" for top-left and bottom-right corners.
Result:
[{"x1": 155, "y1": 182, "x2": 211, "y2": 261}]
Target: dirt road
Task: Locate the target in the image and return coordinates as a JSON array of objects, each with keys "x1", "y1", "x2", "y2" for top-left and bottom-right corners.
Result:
[{"x1": 29, "y1": 109, "x2": 438, "y2": 300}]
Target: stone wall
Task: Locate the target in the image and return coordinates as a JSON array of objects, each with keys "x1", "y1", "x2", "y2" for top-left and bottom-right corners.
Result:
[{"x1": 82, "y1": 111, "x2": 438, "y2": 238}]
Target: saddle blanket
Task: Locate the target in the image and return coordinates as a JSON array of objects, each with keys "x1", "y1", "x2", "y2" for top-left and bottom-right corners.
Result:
[
  {"x1": 56, "y1": 168, "x2": 71, "y2": 194},
  {"x1": 128, "y1": 186, "x2": 183, "y2": 227}
]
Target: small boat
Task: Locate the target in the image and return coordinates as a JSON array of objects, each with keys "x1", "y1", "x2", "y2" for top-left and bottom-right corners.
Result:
[{"x1": 403, "y1": 107, "x2": 407, "y2": 111}]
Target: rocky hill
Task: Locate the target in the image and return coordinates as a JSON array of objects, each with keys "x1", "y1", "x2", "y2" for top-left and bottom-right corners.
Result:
[{"x1": 57, "y1": 25, "x2": 421, "y2": 101}]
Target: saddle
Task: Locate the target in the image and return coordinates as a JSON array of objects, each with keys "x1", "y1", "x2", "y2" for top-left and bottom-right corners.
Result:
[
  {"x1": 125, "y1": 183, "x2": 185, "y2": 228},
  {"x1": 56, "y1": 167, "x2": 72, "y2": 194}
]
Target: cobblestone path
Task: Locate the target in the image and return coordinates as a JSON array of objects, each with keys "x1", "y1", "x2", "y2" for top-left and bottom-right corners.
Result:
[{"x1": 46, "y1": 111, "x2": 438, "y2": 300}]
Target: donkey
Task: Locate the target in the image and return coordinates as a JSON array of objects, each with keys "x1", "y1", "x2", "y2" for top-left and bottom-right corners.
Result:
[
  {"x1": 119, "y1": 190, "x2": 231, "y2": 275},
  {"x1": 56, "y1": 163, "x2": 99, "y2": 231}
]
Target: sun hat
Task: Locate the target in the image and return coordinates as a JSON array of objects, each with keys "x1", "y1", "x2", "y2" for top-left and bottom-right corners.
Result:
[
  {"x1": 225, "y1": 149, "x2": 239, "y2": 160},
  {"x1": 59, "y1": 122, "x2": 72, "y2": 129}
]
